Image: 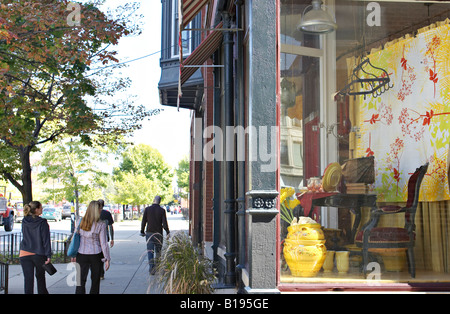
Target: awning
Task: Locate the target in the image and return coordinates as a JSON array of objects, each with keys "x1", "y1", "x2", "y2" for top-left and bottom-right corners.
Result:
[
  {"x1": 182, "y1": 0, "x2": 211, "y2": 29},
  {"x1": 180, "y1": 21, "x2": 223, "y2": 85}
]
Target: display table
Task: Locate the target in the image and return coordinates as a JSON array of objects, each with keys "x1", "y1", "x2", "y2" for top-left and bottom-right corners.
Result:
[{"x1": 296, "y1": 192, "x2": 377, "y2": 240}]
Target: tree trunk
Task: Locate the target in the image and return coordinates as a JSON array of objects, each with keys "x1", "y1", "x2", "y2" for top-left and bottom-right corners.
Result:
[
  {"x1": 19, "y1": 147, "x2": 33, "y2": 205},
  {"x1": 1, "y1": 146, "x2": 33, "y2": 205}
]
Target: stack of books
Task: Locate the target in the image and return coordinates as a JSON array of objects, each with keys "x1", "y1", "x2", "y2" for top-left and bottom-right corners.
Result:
[{"x1": 345, "y1": 183, "x2": 369, "y2": 194}]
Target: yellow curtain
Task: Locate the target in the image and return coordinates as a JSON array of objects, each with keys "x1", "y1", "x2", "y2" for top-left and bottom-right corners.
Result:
[{"x1": 415, "y1": 201, "x2": 450, "y2": 273}]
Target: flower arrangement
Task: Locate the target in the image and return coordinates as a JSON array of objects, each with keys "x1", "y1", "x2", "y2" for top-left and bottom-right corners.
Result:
[{"x1": 279, "y1": 187, "x2": 300, "y2": 225}]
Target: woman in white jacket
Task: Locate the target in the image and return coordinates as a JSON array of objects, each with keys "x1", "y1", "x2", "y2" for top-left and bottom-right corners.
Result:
[{"x1": 71, "y1": 200, "x2": 110, "y2": 294}]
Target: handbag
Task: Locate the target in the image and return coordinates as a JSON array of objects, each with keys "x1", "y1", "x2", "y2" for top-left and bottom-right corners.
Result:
[
  {"x1": 67, "y1": 220, "x2": 81, "y2": 258},
  {"x1": 42, "y1": 262, "x2": 57, "y2": 276}
]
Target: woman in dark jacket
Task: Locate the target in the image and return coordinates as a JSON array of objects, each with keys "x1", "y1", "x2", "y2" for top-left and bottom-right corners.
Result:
[{"x1": 19, "y1": 201, "x2": 52, "y2": 294}]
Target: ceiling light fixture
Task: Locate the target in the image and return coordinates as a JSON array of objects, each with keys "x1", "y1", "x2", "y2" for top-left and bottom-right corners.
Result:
[{"x1": 297, "y1": 0, "x2": 337, "y2": 34}]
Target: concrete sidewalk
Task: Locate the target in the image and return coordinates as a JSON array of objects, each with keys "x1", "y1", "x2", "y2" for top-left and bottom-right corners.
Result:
[{"x1": 6, "y1": 214, "x2": 189, "y2": 294}]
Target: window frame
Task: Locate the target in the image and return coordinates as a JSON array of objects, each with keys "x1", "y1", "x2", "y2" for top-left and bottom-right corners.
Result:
[{"x1": 170, "y1": 0, "x2": 194, "y2": 59}]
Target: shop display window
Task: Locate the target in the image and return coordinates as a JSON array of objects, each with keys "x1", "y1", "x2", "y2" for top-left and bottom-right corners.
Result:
[{"x1": 279, "y1": 0, "x2": 450, "y2": 288}]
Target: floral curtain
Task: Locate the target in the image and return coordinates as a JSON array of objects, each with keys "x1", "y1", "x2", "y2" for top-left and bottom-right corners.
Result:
[
  {"x1": 355, "y1": 21, "x2": 450, "y2": 203},
  {"x1": 351, "y1": 20, "x2": 450, "y2": 273}
]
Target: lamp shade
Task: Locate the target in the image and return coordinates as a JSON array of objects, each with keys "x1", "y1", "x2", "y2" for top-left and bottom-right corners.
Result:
[{"x1": 297, "y1": 0, "x2": 337, "y2": 34}]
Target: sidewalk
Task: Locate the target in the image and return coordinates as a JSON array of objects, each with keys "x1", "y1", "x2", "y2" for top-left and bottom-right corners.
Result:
[{"x1": 6, "y1": 214, "x2": 189, "y2": 294}]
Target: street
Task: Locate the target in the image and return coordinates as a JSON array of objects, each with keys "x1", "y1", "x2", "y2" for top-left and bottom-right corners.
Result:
[
  {"x1": 0, "y1": 217, "x2": 74, "y2": 236},
  {"x1": 5, "y1": 213, "x2": 189, "y2": 294},
  {"x1": 0, "y1": 213, "x2": 184, "y2": 236}
]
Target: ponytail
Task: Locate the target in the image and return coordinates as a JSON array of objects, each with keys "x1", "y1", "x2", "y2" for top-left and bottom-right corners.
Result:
[{"x1": 23, "y1": 201, "x2": 42, "y2": 218}]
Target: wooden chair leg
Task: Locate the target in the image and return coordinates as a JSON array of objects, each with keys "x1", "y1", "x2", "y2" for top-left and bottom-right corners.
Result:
[
  {"x1": 407, "y1": 248, "x2": 415, "y2": 278},
  {"x1": 363, "y1": 248, "x2": 369, "y2": 277}
]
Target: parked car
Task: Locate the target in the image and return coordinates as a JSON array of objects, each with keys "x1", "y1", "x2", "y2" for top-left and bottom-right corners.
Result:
[
  {"x1": 0, "y1": 205, "x2": 14, "y2": 231},
  {"x1": 42, "y1": 207, "x2": 62, "y2": 221},
  {"x1": 61, "y1": 204, "x2": 72, "y2": 219}
]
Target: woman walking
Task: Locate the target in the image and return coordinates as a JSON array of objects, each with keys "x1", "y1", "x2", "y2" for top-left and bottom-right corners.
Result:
[
  {"x1": 71, "y1": 200, "x2": 111, "y2": 294},
  {"x1": 19, "y1": 201, "x2": 52, "y2": 294}
]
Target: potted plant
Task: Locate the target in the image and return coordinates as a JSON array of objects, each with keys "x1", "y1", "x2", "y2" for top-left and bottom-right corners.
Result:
[{"x1": 153, "y1": 231, "x2": 216, "y2": 294}]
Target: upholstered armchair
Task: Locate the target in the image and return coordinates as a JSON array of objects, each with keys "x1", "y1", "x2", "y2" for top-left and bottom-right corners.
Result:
[{"x1": 355, "y1": 163, "x2": 429, "y2": 278}]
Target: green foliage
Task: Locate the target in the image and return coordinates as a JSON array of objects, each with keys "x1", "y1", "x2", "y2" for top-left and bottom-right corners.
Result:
[
  {"x1": 0, "y1": 1, "x2": 158, "y2": 203},
  {"x1": 113, "y1": 144, "x2": 174, "y2": 204},
  {"x1": 109, "y1": 172, "x2": 158, "y2": 206},
  {"x1": 37, "y1": 138, "x2": 107, "y2": 205},
  {"x1": 176, "y1": 155, "x2": 189, "y2": 199},
  {"x1": 153, "y1": 232, "x2": 216, "y2": 294}
]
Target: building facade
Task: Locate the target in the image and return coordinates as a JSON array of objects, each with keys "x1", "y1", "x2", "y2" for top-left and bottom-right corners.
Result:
[{"x1": 159, "y1": 0, "x2": 450, "y2": 293}]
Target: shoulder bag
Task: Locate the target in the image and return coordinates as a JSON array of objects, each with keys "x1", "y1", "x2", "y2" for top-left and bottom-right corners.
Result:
[{"x1": 67, "y1": 219, "x2": 82, "y2": 258}]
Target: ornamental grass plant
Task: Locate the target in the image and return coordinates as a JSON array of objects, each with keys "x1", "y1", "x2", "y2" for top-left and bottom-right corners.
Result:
[{"x1": 153, "y1": 231, "x2": 216, "y2": 294}]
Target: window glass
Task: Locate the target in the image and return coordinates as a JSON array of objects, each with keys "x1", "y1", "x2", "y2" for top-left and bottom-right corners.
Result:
[
  {"x1": 280, "y1": 140, "x2": 289, "y2": 166},
  {"x1": 280, "y1": 0, "x2": 321, "y2": 49},
  {"x1": 292, "y1": 142, "x2": 302, "y2": 168},
  {"x1": 279, "y1": 0, "x2": 450, "y2": 287},
  {"x1": 172, "y1": 0, "x2": 192, "y2": 58},
  {"x1": 280, "y1": 52, "x2": 320, "y2": 191}
]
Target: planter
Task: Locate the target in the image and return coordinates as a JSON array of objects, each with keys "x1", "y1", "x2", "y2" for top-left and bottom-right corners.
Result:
[
  {"x1": 283, "y1": 223, "x2": 327, "y2": 277},
  {"x1": 286, "y1": 223, "x2": 325, "y2": 240},
  {"x1": 283, "y1": 239, "x2": 327, "y2": 277}
]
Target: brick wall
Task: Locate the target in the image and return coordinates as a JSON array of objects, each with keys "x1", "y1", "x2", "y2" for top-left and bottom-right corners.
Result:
[{"x1": 202, "y1": 59, "x2": 215, "y2": 243}]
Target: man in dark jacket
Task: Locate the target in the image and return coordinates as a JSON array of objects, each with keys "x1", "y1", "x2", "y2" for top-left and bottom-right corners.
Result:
[{"x1": 140, "y1": 196, "x2": 170, "y2": 274}]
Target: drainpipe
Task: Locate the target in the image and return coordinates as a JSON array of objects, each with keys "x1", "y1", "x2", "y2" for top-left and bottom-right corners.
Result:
[
  {"x1": 222, "y1": 10, "x2": 236, "y2": 287},
  {"x1": 212, "y1": 51, "x2": 221, "y2": 263},
  {"x1": 233, "y1": 0, "x2": 246, "y2": 294}
]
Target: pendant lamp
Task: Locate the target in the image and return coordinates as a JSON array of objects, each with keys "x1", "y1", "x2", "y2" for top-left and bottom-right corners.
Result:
[{"x1": 297, "y1": 0, "x2": 337, "y2": 34}]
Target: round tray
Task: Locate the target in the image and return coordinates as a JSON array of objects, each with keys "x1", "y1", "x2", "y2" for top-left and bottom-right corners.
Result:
[{"x1": 322, "y1": 162, "x2": 342, "y2": 192}]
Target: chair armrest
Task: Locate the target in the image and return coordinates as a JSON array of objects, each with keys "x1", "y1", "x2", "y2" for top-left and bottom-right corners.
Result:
[
  {"x1": 379, "y1": 205, "x2": 403, "y2": 213},
  {"x1": 370, "y1": 205, "x2": 405, "y2": 215}
]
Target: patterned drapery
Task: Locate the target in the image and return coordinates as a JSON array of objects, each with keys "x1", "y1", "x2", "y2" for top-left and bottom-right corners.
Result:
[{"x1": 356, "y1": 23, "x2": 450, "y2": 203}]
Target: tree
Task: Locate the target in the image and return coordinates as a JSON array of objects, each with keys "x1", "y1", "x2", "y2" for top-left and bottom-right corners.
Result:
[
  {"x1": 0, "y1": 0, "x2": 157, "y2": 204},
  {"x1": 176, "y1": 155, "x2": 190, "y2": 200},
  {"x1": 37, "y1": 138, "x2": 105, "y2": 216},
  {"x1": 114, "y1": 144, "x2": 174, "y2": 203},
  {"x1": 109, "y1": 172, "x2": 158, "y2": 210}
]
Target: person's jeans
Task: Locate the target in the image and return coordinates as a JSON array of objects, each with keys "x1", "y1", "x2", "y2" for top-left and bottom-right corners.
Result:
[
  {"x1": 75, "y1": 253, "x2": 103, "y2": 294},
  {"x1": 145, "y1": 233, "x2": 163, "y2": 274},
  {"x1": 19, "y1": 255, "x2": 49, "y2": 294}
]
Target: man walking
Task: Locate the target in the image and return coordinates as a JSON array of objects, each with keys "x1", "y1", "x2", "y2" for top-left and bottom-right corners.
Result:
[
  {"x1": 140, "y1": 196, "x2": 170, "y2": 275},
  {"x1": 98, "y1": 199, "x2": 114, "y2": 280}
]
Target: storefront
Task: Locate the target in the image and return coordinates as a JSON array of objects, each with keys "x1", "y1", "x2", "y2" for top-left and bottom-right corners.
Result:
[
  {"x1": 279, "y1": 0, "x2": 450, "y2": 291},
  {"x1": 159, "y1": 0, "x2": 450, "y2": 293}
]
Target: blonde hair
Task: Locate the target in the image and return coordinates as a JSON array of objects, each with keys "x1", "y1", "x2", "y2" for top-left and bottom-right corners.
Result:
[
  {"x1": 23, "y1": 201, "x2": 42, "y2": 218},
  {"x1": 80, "y1": 201, "x2": 101, "y2": 231}
]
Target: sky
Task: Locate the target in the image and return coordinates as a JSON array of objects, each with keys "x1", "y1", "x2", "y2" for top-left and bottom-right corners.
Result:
[{"x1": 101, "y1": 0, "x2": 192, "y2": 169}]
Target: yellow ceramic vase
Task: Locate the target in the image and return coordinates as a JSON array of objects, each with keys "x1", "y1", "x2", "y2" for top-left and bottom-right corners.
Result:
[
  {"x1": 286, "y1": 223, "x2": 325, "y2": 240},
  {"x1": 283, "y1": 224, "x2": 327, "y2": 277}
]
